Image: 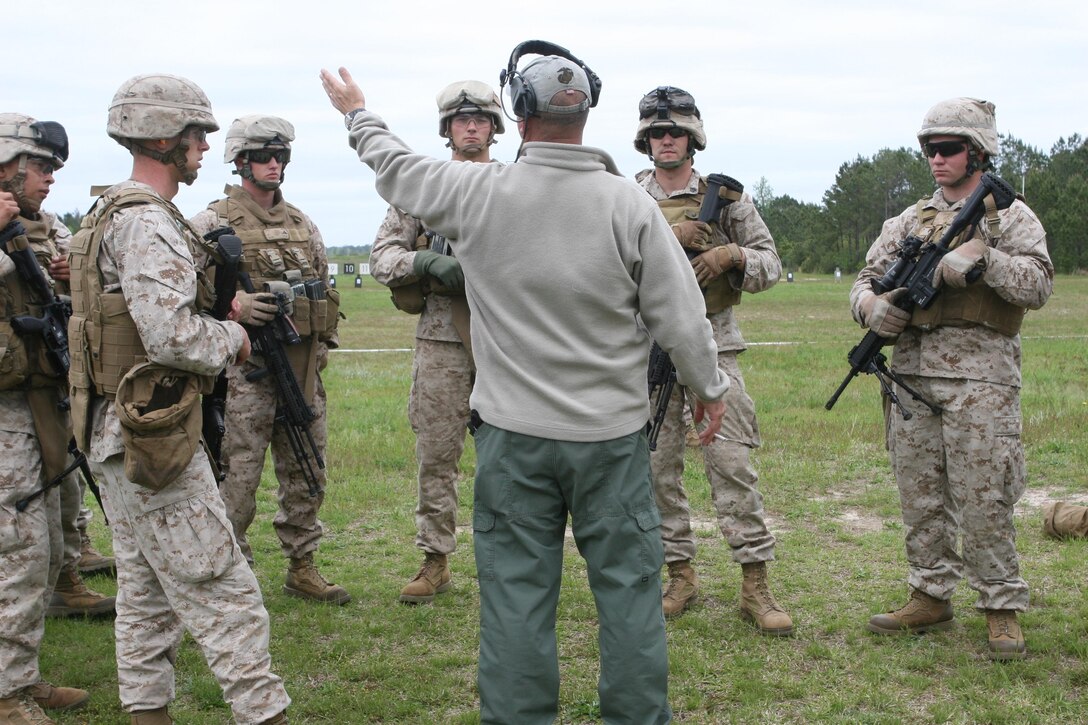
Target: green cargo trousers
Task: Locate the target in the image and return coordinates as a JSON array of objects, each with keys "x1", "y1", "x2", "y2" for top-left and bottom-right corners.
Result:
[{"x1": 472, "y1": 423, "x2": 671, "y2": 725}]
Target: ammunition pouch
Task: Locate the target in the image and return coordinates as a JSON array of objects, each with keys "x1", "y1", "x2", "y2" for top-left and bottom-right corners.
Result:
[
  {"x1": 318, "y1": 287, "x2": 340, "y2": 341},
  {"x1": 0, "y1": 324, "x2": 30, "y2": 390},
  {"x1": 115, "y1": 362, "x2": 212, "y2": 491},
  {"x1": 388, "y1": 279, "x2": 423, "y2": 313},
  {"x1": 909, "y1": 284, "x2": 1024, "y2": 336}
]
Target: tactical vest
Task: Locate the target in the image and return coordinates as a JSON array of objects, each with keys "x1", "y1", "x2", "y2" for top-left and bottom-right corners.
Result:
[
  {"x1": 656, "y1": 176, "x2": 741, "y2": 314},
  {"x1": 907, "y1": 198, "x2": 1024, "y2": 337},
  {"x1": 67, "y1": 187, "x2": 216, "y2": 450},
  {"x1": 0, "y1": 214, "x2": 66, "y2": 390},
  {"x1": 208, "y1": 185, "x2": 337, "y2": 341}
]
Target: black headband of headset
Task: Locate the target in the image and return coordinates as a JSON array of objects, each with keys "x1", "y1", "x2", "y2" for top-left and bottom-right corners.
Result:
[{"x1": 498, "y1": 39, "x2": 602, "y2": 109}]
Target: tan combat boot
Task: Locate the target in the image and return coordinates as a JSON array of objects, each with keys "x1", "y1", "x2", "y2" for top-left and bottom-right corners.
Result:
[
  {"x1": 1043, "y1": 502, "x2": 1088, "y2": 539},
  {"x1": 868, "y1": 588, "x2": 953, "y2": 634},
  {"x1": 0, "y1": 690, "x2": 56, "y2": 724},
  {"x1": 986, "y1": 609, "x2": 1027, "y2": 661},
  {"x1": 78, "y1": 530, "x2": 116, "y2": 576},
  {"x1": 399, "y1": 553, "x2": 452, "y2": 604},
  {"x1": 46, "y1": 566, "x2": 115, "y2": 618},
  {"x1": 26, "y1": 681, "x2": 89, "y2": 711},
  {"x1": 739, "y1": 562, "x2": 794, "y2": 636},
  {"x1": 130, "y1": 706, "x2": 172, "y2": 724},
  {"x1": 661, "y1": 560, "x2": 699, "y2": 619},
  {"x1": 284, "y1": 555, "x2": 351, "y2": 605}
]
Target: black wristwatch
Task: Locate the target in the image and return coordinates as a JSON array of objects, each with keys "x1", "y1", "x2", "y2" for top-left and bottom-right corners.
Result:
[{"x1": 344, "y1": 108, "x2": 366, "y2": 130}]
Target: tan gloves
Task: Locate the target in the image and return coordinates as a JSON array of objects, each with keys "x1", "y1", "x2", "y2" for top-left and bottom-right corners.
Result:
[
  {"x1": 859, "y1": 288, "x2": 910, "y2": 338},
  {"x1": 671, "y1": 220, "x2": 712, "y2": 249},
  {"x1": 690, "y1": 244, "x2": 744, "y2": 287},
  {"x1": 234, "y1": 291, "x2": 278, "y2": 326},
  {"x1": 934, "y1": 239, "x2": 989, "y2": 288}
]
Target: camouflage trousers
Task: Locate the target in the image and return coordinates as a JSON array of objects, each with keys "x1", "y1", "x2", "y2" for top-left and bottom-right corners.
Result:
[
  {"x1": 650, "y1": 351, "x2": 776, "y2": 565},
  {"x1": 889, "y1": 375, "x2": 1028, "y2": 610},
  {"x1": 0, "y1": 422, "x2": 63, "y2": 698},
  {"x1": 407, "y1": 338, "x2": 473, "y2": 555},
  {"x1": 95, "y1": 451, "x2": 290, "y2": 722},
  {"x1": 220, "y1": 359, "x2": 328, "y2": 562}
]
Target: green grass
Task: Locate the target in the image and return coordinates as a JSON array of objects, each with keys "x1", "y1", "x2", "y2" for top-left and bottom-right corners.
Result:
[{"x1": 43, "y1": 275, "x2": 1088, "y2": 723}]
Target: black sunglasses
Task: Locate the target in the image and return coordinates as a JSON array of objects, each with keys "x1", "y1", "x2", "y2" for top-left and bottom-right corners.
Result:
[
  {"x1": 648, "y1": 127, "x2": 688, "y2": 140},
  {"x1": 248, "y1": 148, "x2": 290, "y2": 164},
  {"x1": 923, "y1": 141, "x2": 967, "y2": 159}
]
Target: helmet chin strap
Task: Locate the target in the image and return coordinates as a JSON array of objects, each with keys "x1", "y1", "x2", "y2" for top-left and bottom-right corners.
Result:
[
  {"x1": 129, "y1": 137, "x2": 195, "y2": 184},
  {"x1": 235, "y1": 155, "x2": 285, "y2": 191}
]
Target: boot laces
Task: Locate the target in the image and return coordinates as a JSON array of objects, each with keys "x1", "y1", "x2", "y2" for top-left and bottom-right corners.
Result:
[
  {"x1": 663, "y1": 575, "x2": 689, "y2": 601},
  {"x1": 991, "y1": 611, "x2": 1015, "y2": 637},
  {"x1": 416, "y1": 556, "x2": 444, "y2": 582},
  {"x1": 746, "y1": 567, "x2": 784, "y2": 613}
]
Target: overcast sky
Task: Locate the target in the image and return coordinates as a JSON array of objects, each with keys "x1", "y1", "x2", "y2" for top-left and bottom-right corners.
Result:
[{"x1": 7, "y1": 0, "x2": 1086, "y2": 247}]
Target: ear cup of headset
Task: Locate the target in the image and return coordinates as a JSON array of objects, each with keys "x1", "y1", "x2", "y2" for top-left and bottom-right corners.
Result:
[{"x1": 507, "y1": 73, "x2": 536, "y2": 119}]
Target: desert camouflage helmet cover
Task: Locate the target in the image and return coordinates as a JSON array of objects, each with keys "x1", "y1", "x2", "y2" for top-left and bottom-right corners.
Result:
[
  {"x1": 917, "y1": 97, "x2": 998, "y2": 157},
  {"x1": 436, "y1": 80, "x2": 505, "y2": 136},
  {"x1": 223, "y1": 115, "x2": 295, "y2": 163},
  {"x1": 634, "y1": 86, "x2": 706, "y2": 154},
  {"x1": 0, "y1": 112, "x2": 68, "y2": 168},
  {"x1": 107, "y1": 73, "x2": 219, "y2": 142}
]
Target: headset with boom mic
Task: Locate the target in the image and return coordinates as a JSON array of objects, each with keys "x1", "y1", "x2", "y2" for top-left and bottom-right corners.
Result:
[{"x1": 498, "y1": 40, "x2": 602, "y2": 120}]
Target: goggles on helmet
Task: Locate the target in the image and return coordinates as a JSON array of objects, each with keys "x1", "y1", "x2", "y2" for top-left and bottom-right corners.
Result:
[
  {"x1": 638, "y1": 86, "x2": 700, "y2": 121},
  {"x1": 30, "y1": 121, "x2": 69, "y2": 162}
]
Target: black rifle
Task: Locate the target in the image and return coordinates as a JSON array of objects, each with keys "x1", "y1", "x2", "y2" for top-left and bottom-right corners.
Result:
[
  {"x1": 239, "y1": 270, "x2": 325, "y2": 497},
  {"x1": 200, "y1": 228, "x2": 243, "y2": 477},
  {"x1": 825, "y1": 172, "x2": 1018, "y2": 418},
  {"x1": 698, "y1": 173, "x2": 744, "y2": 227},
  {"x1": 646, "y1": 341, "x2": 677, "y2": 451},
  {"x1": 1, "y1": 221, "x2": 104, "y2": 516},
  {"x1": 2, "y1": 221, "x2": 71, "y2": 376}
]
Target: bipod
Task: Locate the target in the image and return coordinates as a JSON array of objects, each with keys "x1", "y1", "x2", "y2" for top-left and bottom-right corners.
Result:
[{"x1": 868, "y1": 352, "x2": 941, "y2": 420}]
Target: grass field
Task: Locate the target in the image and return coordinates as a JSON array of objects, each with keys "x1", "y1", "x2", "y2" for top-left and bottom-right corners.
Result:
[{"x1": 43, "y1": 274, "x2": 1088, "y2": 724}]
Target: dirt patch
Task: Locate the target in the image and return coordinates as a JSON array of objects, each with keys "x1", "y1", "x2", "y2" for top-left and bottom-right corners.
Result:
[
  {"x1": 1019, "y1": 485, "x2": 1086, "y2": 511},
  {"x1": 835, "y1": 509, "x2": 886, "y2": 534}
]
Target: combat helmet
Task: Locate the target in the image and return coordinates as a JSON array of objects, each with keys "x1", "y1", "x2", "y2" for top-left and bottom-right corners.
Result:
[
  {"x1": 107, "y1": 73, "x2": 218, "y2": 184},
  {"x1": 224, "y1": 115, "x2": 294, "y2": 190},
  {"x1": 0, "y1": 113, "x2": 68, "y2": 213},
  {"x1": 436, "y1": 80, "x2": 504, "y2": 149},
  {"x1": 917, "y1": 97, "x2": 998, "y2": 172},
  {"x1": 0, "y1": 113, "x2": 68, "y2": 168},
  {"x1": 634, "y1": 86, "x2": 706, "y2": 163}
]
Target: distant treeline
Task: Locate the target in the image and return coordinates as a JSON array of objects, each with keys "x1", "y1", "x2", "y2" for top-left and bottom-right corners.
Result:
[
  {"x1": 60, "y1": 133, "x2": 1085, "y2": 274},
  {"x1": 756, "y1": 133, "x2": 1087, "y2": 274}
]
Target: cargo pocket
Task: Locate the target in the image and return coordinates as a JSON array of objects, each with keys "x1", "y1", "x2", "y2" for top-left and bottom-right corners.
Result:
[
  {"x1": 0, "y1": 504, "x2": 30, "y2": 554},
  {"x1": 995, "y1": 414, "x2": 1026, "y2": 505},
  {"x1": 146, "y1": 496, "x2": 236, "y2": 583},
  {"x1": 633, "y1": 506, "x2": 664, "y2": 576},
  {"x1": 473, "y1": 510, "x2": 497, "y2": 581}
]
